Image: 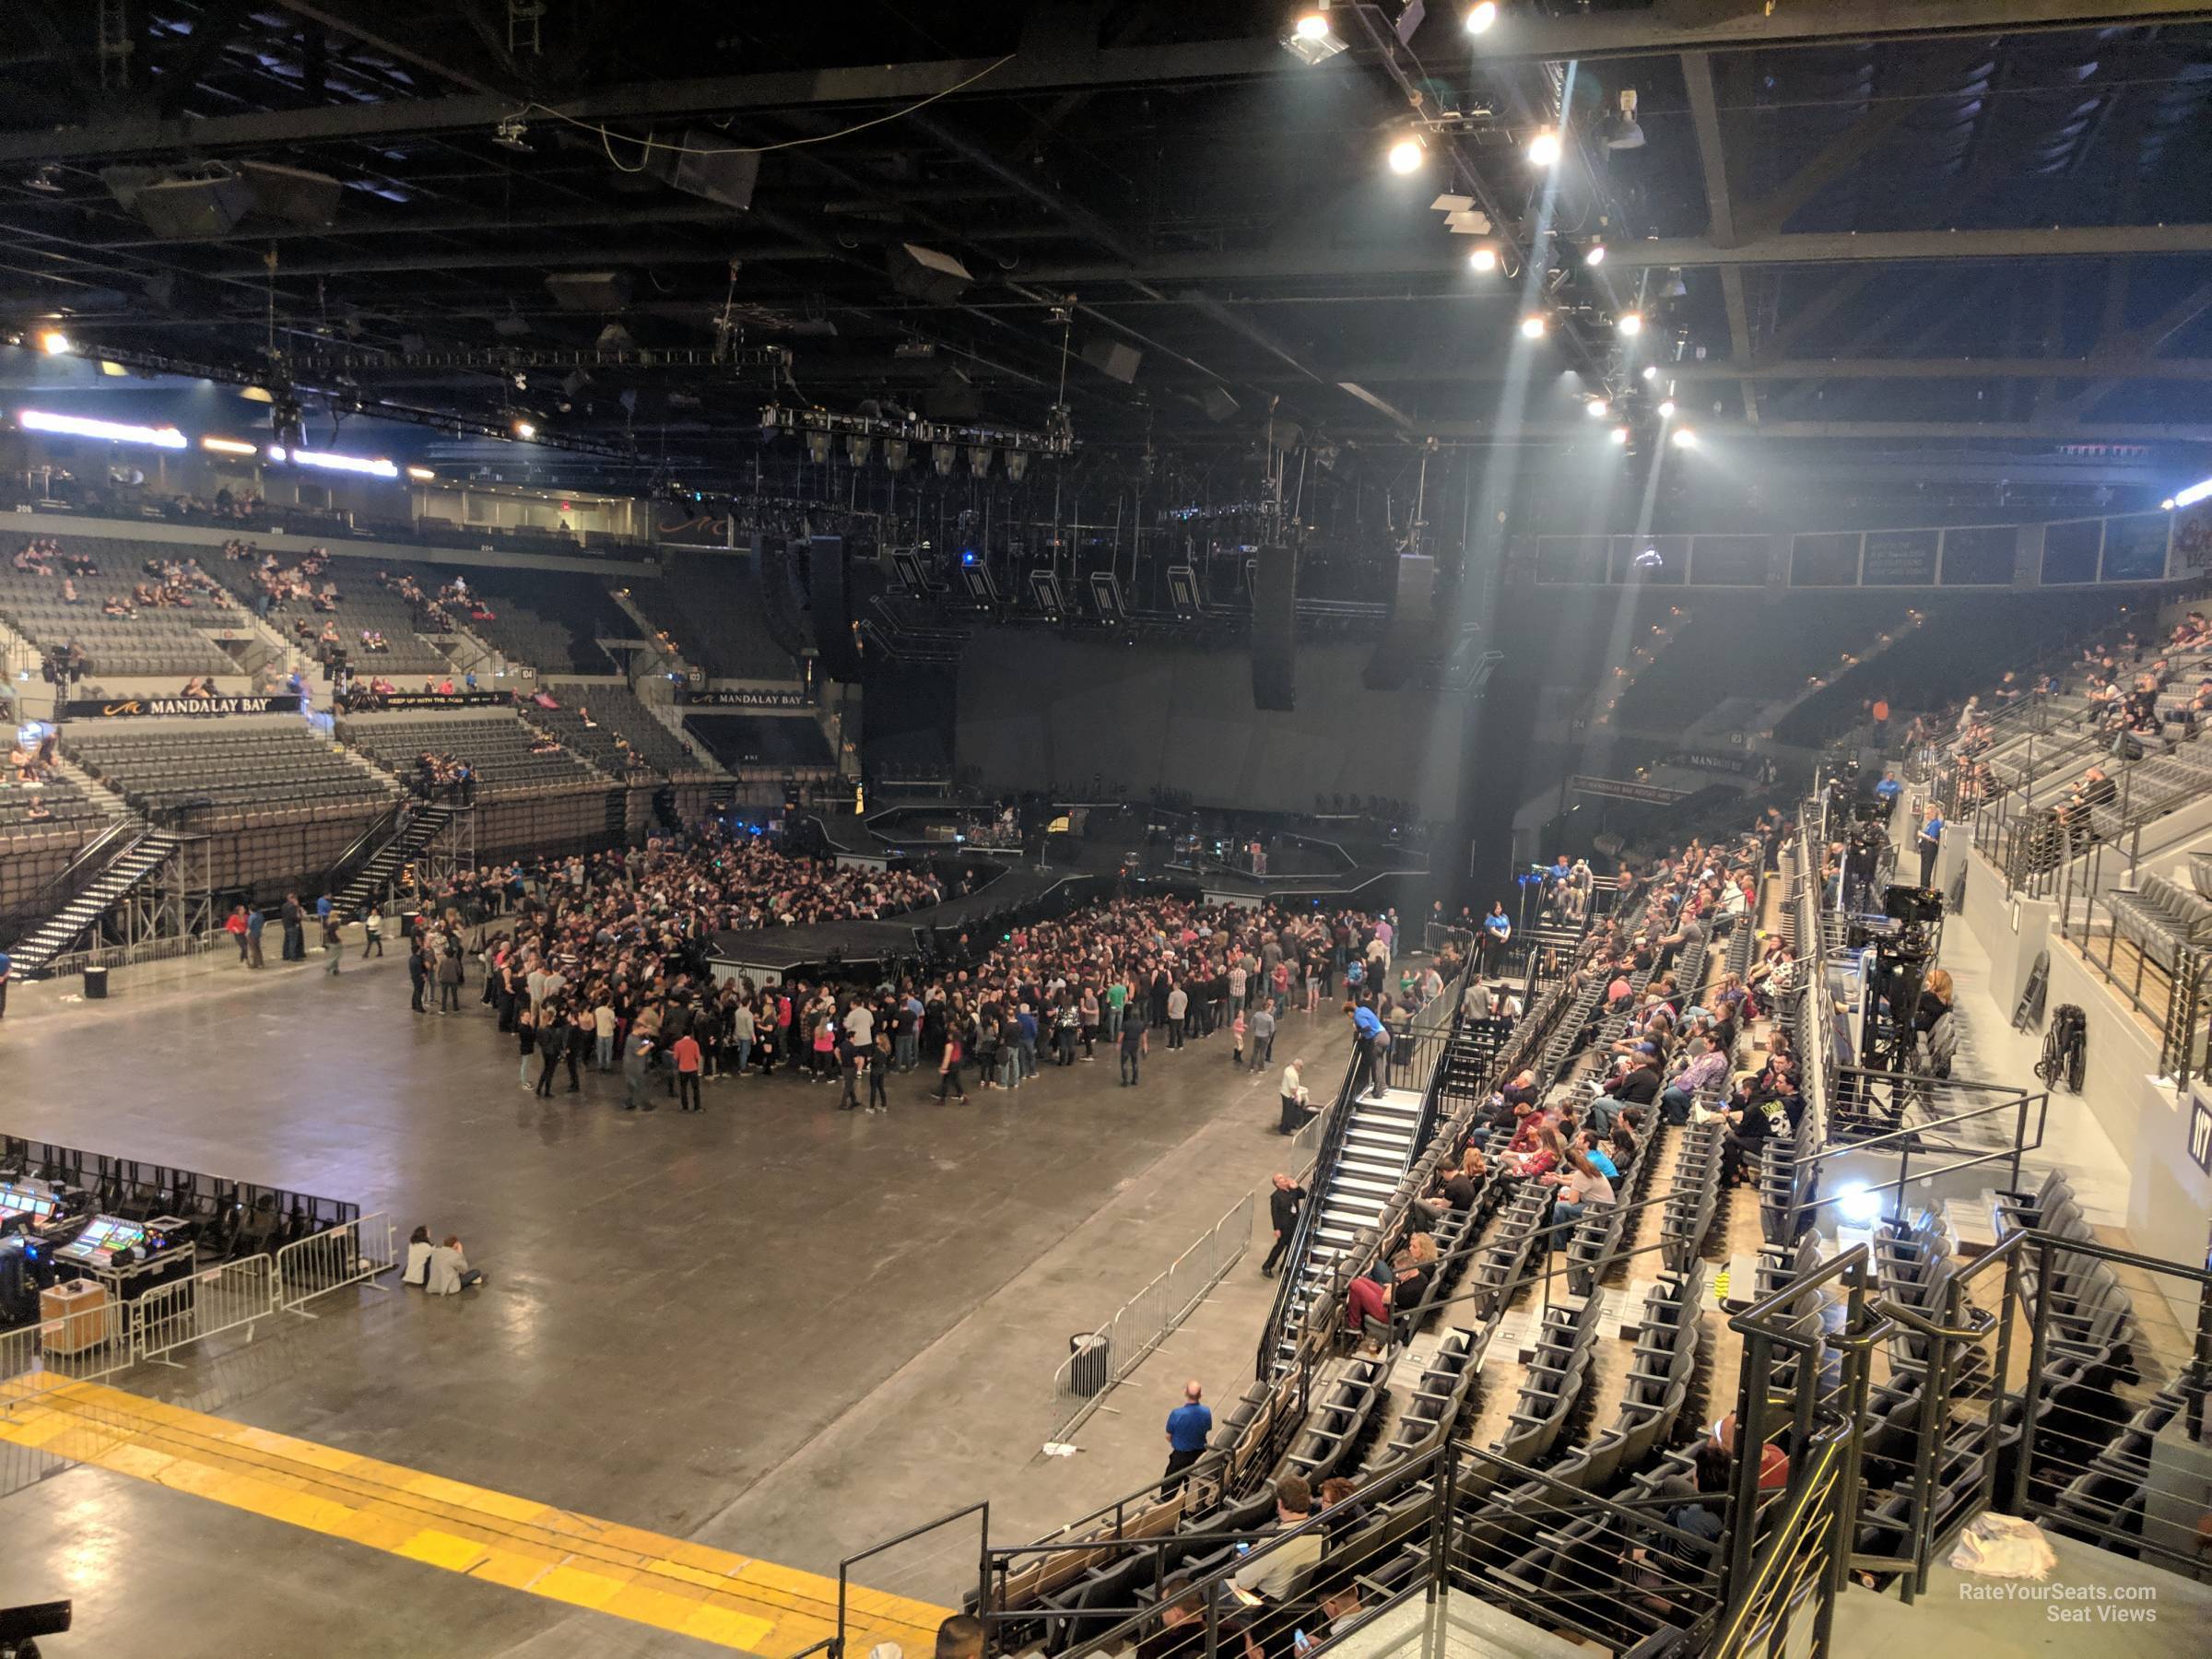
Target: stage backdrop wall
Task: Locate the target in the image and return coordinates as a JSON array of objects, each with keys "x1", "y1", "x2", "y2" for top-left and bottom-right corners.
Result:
[{"x1": 955, "y1": 637, "x2": 1466, "y2": 815}]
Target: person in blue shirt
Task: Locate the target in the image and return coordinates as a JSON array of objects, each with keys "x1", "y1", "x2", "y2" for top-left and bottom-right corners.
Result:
[
  {"x1": 1481, "y1": 901, "x2": 1512, "y2": 973},
  {"x1": 1916, "y1": 804, "x2": 1945, "y2": 888},
  {"x1": 1162, "y1": 1380, "x2": 1212, "y2": 1490},
  {"x1": 1874, "y1": 769, "x2": 1902, "y2": 808},
  {"x1": 1346, "y1": 1001, "x2": 1386, "y2": 1100}
]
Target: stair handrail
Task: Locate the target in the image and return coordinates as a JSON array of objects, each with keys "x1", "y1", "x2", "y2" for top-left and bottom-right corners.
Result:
[
  {"x1": 316, "y1": 799, "x2": 405, "y2": 901},
  {"x1": 0, "y1": 814, "x2": 146, "y2": 942}
]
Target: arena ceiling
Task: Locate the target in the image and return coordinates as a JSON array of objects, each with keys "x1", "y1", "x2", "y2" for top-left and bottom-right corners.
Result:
[{"x1": 3, "y1": 0, "x2": 2212, "y2": 486}]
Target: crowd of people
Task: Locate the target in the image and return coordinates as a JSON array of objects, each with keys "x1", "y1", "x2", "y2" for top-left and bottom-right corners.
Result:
[{"x1": 372, "y1": 821, "x2": 1453, "y2": 1122}]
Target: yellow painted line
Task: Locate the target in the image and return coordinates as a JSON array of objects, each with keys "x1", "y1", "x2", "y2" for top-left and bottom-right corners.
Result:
[{"x1": 0, "y1": 1378, "x2": 947, "y2": 1654}]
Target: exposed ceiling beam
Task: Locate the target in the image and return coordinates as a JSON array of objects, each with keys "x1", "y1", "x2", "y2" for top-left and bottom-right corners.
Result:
[
  {"x1": 1734, "y1": 96, "x2": 1933, "y2": 242},
  {"x1": 0, "y1": 37, "x2": 1289, "y2": 164},
  {"x1": 271, "y1": 0, "x2": 508, "y2": 99},
  {"x1": 1681, "y1": 52, "x2": 1760, "y2": 425},
  {"x1": 1468, "y1": 1, "x2": 2212, "y2": 62},
  {"x1": 1269, "y1": 355, "x2": 2212, "y2": 386},
  {"x1": 1020, "y1": 224, "x2": 2212, "y2": 284},
  {"x1": 1335, "y1": 417, "x2": 2212, "y2": 443}
]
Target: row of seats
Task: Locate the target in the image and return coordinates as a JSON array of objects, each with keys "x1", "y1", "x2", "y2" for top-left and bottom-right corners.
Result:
[
  {"x1": 0, "y1": 775, "x2": 106, "y2": 830},
  {"x1": 0, "y1": 558, "x2": 238, "y2": 677},
  {"x1": 524, "y1": 688, "x2": 703, "y2": 777},
  {"x1": 197, "y1": 550, "x2": 455, "y2": 677},
  {"x1": 336, "y1": 712, "x2": 605, "y2": 793},
  {"x1": 65, "y1": 724, "x2": 390, "y2": 817},
  {"x1": 2105, "y1": 868, "x2": 2212, "y2": 954}
]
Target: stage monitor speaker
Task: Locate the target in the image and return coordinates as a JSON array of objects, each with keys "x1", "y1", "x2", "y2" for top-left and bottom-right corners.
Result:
[
  {"x1": 239, "y1": 160, "x2": 341, "y2": 228},
  {"x1": 1251, "y1": 543, "x2": 1297, "y2": 712},
  {"x1": 1362, "y1": 552, "x2": 1438, "y2": 689},
  {"x1": 807, "y1": 535, "x2": 865, "y2": 681}
]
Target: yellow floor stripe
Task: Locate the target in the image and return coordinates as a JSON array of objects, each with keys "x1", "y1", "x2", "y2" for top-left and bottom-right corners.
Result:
[{"x1": 0, "y1": 1375, "x2": 947, "y2": 1655}]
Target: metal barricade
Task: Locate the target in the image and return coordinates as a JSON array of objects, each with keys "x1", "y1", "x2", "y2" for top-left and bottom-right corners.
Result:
[
  {"x1": 1048, "y1": 1190, "x2": 1254, "y2": 1442},
  {"x1": 130, "y1": 1254, "x2": 278, "y2": 1366},
  {"x1": 0, "y1": 1294, "x2": 132, "y2": 1412},
  {"x1": 274, "y1": 1211, "x2": 399, "y2": 1314}
]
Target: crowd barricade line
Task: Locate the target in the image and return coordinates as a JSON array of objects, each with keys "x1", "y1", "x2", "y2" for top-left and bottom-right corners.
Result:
[{"x1": 274, "y1": 1211, "x2": 399, "y2": 1316}]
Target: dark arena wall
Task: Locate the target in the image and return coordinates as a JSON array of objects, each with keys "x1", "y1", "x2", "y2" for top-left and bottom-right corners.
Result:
[{"x1": 955, "y1": 636, "x2": 1469, "y2": 814}]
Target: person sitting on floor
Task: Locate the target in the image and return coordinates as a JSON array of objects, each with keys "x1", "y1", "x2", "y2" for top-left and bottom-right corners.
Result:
[{"x1": 424, "y1": 1233, "x2": 486, "y2": 1294}]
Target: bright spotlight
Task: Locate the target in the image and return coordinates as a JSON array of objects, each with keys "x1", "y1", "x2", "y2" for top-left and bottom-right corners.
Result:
[
  {"x1": 2175, "y1": 476, "x2": 2212, "y2": 509},
  {"x1": 1387, "y1": 134, "x2": 1427, "y2": 174},
  {"x1": 1527, "y1": 130, "x2": 1562, "y2": 167},
  {"x1": 1641, "y1": 365, "x2": 1659, "y2": 382},
  {"x1": 1671, "y1": 428, "x2": 1698, "y2": 449},
  {"x1": 1284, "y1": 8, "x2": 1347, "y2": 63},
  {"x1": 1836, "y1": 1182, "x2": 1883, "y2": 1225},
  {"x1": 1609, "y1": 425, "x2": 1630, "y2": 445},
  {"x1": 512, "y1": 418, "x2": 536, "y2": 441},
  {"x1": 2164, "y1": 498, "x2": 2178, "y2": 511},
  {"x1": 1520, "y1": 312, "x2": 1547, "y2": 338},
  {"x1": 1656, "y1": 398, "x2": 1677, "y2": 418},
  {"x1": 1616, "y1": 312, "x2": 1643, "y2": 335},
  {"x1": 1584, "y1": 242, "x2": 1606, "y2": 266},
  {"x1": 1586, "y1": 398, "x2": 1609, "y2": 418},
  {"x1": 1464, "y1": 2, "x2": 1499, "y2": 33},
  {"x1": 36, "y1": 330, "x2": 71, "y2": 356},
  {"x1": 1468, "y1": 244, "x2": 1499, "y2": 274}
]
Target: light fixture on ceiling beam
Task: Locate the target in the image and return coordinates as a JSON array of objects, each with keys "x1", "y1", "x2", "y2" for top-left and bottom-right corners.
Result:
[
  {"x1": 1468, "y1": 244, "x2": 1499, "y2": 273},
  {"x1": 2171, "y1": 477, "x2": 2212, "y2": 509},
  {"x1": 1464, "y1": 2, "x2": 1498, "y2": 34},
  {"x1": 1584, "y1": 241, "x2": 1606, "y2": 266},
  {"x1": 1527, "y1": 129, "x2": 1562, "y2": 167},
  {"x1": 1609, "y1": 425, "x2": 1630, "y2": 445},
  {"x1": 1671, "y1": 428, "x2": 1697, "y2": 449},
  {"x1": 1656, "y1": 398, "x2": 1677, "y2": 418},
  {"x1": 1520, "y1": 312, "x2": 1547, "y2": 338},
  {"x1": 1616, "y1": 312, "x2": 1643, "y2": 335},
  {"x1": 1586, "y1": 398, "x2": 1609, "y2": 418},
  {"x1": 36, "y1": 330, "x2": 71, "y2": 356},
  {"x1": 512, "y1": 418, "x2": 537, "y2": 441},
  {"x1": 200, "y1": 436, "x2": 258, "y2": 456},
  {"x1": 18, "y1": 408, "x2": 184, "y2": 449},
  {"x1": 1386, "y1": 131, "x2": 1427, "y2": 175},
  {"x1": 1641, "y1": 365, "x2": 1660, "y2": 382},
  {"x1": 1284, "y1": 6, "x2": 1347, "y2": 65}
]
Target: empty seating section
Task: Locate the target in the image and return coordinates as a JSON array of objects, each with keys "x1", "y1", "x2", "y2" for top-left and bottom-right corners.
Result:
[
  {"x1": 683, "y1": 712, "x2": 834, "y2": 772},
  {"x1": 524, "y1": 687, "x2": 704, "y2": 777},
  {"x1": 629, "y1": 551, "x2": 799, "y2": 680},
  {"x1": 198, "y1": 546, "x2": 453, "y2": 676},
  {"x1": 338, "y1": 712, "x2": 603, "y2": 793},
  {"x1": 438, "y1": 569, "x2": 632, "y2": 673},
  {"x1": 2105, "y1": 869, "x2": 2212, "y2": 954},
  {"x1": 0, "y1": 773, "x2": 105, "y2": 834},
  {"x1": 2, "y1": 535, "x2": 237, "y2": 677},
  {"x1": 65, "y1": 722, "x2": 389, "y2": 822}
]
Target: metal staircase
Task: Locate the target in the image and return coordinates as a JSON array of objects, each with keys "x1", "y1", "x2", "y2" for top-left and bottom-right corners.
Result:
[
  {"x1": 5, "y1": 824, "x2": 185, "y2": 977},
  {"x1": 1262, "y1": 1079, "x2": 1430, "y2": 1381},
  {"x1": 324, "y1": 804, "x2": 458, "y2": 921}
]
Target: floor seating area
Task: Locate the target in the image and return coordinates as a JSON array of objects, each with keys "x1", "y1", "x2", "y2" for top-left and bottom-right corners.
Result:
[
  {"x1": 65, "y1": 721, "x2": 390, "y2": 823},
  {"x1": 336, "y1": 711, "x2": 605, "y2": 793}
]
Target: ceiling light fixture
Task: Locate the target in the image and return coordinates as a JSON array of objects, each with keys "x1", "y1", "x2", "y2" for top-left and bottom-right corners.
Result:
[
  {"x1": 1584, "y1": 241, "x2": 1606, "y2": 266},
  {"x1": 1610, "y1": 426, "x2": 1630, "y2": 445},
  {"x1": 36, "y1": 330, "x2": 71, "y2": 356},
  {"x1": 1520, "y1": 312, "x2": 1547, "y2": 338},
  {"x1": 1469, "y1": 245, "x2": 1499, "y2": 273},
  {"x1": 1284, "y1": 6, "x2": 1348, "y2": 65},
  {"x1": 2171, "y1": 476, "x2": 2212, "y2": 509},
  {"x1": 512, "y1": 418, "x2": 536, "y2": 441},
  {"x1": 200, "y1": 436, "x2": 259, "y2": 456},
  {"x1": 1586, "y1": 398, "x2": 1609, "y2": 418},
  {"x1": 1641, "y1": 365, "x2": 1659, "y2": 382},
  {"x1": 406, "y1": 465, "x2": 436, "y2": 481},
  {"x1": 18, "y1": 408, "x2": 184, "y2": 448},
  {"x1": 1671, "y1": 428, "x2": 1697, "y2": 449},
  {"x1": 1527, "y1": 129, "x2": 1562, "y2": 167},
  {"x1": 1464, "y1": 2, "x2": 1499, "y2": 33},
  {"x1": 1616, "y1": 312, "x2": 1643, "y2": 335},
  {"x1": 1656, "y1": 398, "x2": 1677, "y2": 418},
  {"x1": 1386, "y1": 133, "x2": 1427, "y2": 174}
]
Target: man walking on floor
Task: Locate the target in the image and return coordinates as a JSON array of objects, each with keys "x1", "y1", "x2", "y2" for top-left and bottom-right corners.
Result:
[
  {"x1": 1260, "y1": 1172, "x2": 1307, "y2": 1278},
  {"x1": 1119, "y1": 996, "x2": 1147, "y2": 1086},
  {"x1": 1161, "y1": 1381, "x2": 1212, "y2": 1492}
]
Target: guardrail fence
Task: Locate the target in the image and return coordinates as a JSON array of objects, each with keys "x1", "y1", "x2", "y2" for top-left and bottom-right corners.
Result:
[
  {"x1": 1050, "y1": 1193, "x2": 1254, "y2": 1443},
  {"x1": 131, "y1": 1253, "x2": 278, "y2": 1367},
  {"x1": 274, "y1": 1211, "x2": 398, "y2": 1314}
]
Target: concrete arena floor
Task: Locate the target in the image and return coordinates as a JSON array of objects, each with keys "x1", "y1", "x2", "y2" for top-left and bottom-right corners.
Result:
[{"x1": 0, "y1": 942, "x2": 1351, "y2": 1654}]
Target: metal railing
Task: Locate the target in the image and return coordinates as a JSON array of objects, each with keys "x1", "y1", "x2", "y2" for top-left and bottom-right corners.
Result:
[
  {"x1": 2059, "y1": 882, "x2": 2212, "y2": 1087},
  {"x1": 274, "y1": 1211, "x2": 398, "y2": 1313},
  {"x1": 0, "y1": 1294, "x2": 134, "y2": 1410},
  {"x1": 1050, "y1": 1190, "x2": 1255, "y2": 1443},
  {"x1": 130, "y1": 1253, "x2": 278, "y2": 1367}
]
